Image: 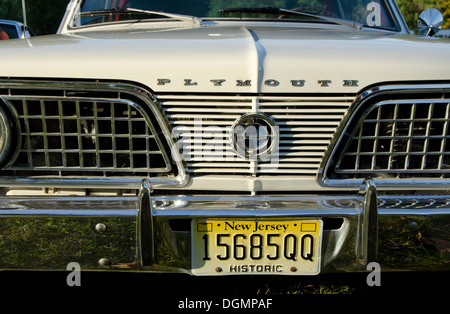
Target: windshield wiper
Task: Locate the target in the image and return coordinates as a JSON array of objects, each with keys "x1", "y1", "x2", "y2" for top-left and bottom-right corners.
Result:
[
  {"x1": 78, "y1": 7, "x2": 202, "y2": 26},
  {"x1": 219, "y1": 7, "x2": 362, "y2": 30}
]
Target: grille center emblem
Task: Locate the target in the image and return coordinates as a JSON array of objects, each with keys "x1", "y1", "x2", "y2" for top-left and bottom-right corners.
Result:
[{"x1": 231, "y1": 113, "x2": 279, "y2": 161}]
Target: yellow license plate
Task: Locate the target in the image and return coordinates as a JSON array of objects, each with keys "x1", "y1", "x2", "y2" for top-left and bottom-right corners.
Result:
[{"x1": 192, "y1": 219, "x2": 322, "y2": 275}]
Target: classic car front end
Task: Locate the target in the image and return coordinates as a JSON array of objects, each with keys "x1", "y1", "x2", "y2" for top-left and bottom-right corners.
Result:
[{"x1": 0, "y1": 0, "x2": 448, "y2": 275}]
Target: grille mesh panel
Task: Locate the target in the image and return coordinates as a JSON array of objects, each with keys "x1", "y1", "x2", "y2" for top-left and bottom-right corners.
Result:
[
  {"x1": 159, "y1": 94, "x2": 353, "y2": 175},
  {"x1": 336, "y1": 99, "x2": 450, "y2": 178},
  {"x1": 3, "y1": 96, "x2": 171, "y2": 176}
]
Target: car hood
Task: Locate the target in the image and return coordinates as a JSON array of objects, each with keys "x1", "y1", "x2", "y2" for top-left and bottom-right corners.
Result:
[{"x1": 0, "y1": 23, "x2": 449, "y2": 93}]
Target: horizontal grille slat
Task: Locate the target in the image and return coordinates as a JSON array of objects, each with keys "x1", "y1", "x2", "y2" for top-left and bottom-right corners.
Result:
[
  {"x1": 160, "y1": 94, "x2": 353, "y2": 175},
  {"x1": 261, "y1": 108, "x2": 348, "y2": 114},
  {"x1": 271, "y1": 114, "x2": 345, "y2": 120}
]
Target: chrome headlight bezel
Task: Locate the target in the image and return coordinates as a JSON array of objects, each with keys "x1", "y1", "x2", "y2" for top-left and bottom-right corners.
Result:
[
  {"x1": 0, "y1": 99, "x2": 13, "y2": 167},
  {"x1": 318, "y1": 83, "x2": 450, "y2": 189}
]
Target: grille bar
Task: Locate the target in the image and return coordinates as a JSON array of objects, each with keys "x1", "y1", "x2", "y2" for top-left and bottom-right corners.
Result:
[{"x1": 159, "y1": 94, "x2": 353, "y2": 175}]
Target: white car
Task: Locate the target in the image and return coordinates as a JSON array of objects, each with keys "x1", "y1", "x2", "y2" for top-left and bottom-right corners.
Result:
[
  {"x1": 437, "y1": 28, "x2": 450, "y2": 38},
  {"x1": 0, "y1": 19, "x2": 35, "y2": 40},
  {"x1": 0, "y1": 0, "x2": 448, "y2": 276}
]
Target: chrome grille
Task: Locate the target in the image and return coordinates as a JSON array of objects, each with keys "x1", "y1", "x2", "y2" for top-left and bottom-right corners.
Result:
[
  {"x1": 1, "y1": 93, "x2": 172, "y2": 178},
  {"x1": 159, "y1": 94, "x2": 353, "y2": 175},
  {"x1": 336, "y1": 98, "x2": 450, "y2": 178}
]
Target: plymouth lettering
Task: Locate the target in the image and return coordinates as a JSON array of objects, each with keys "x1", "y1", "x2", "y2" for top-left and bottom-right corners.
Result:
[
  {"x1": 318, "y1": 79, "x2": 332, "y2": 87},
  {"x1": 343, "y1": 79, "x2": 359, "y2": 87},
  {"x1": 264, "y1": 79, "x2": 280, "y2": 86},
  {"x1": 236, "y1": 79, "x2": 252, "y2": 86},
  {"x1": 210, "y1": 79, "x2": 226, "y2": 86},
  {"x1": 184, "y1": 79, "x2": 198, "y2": 86},
  {"x1": 157, "y1": 78, "x2": 359, "y2": 87},
  {"x1": 157, "y1": 78, "x2": 171, "y2": 85},
  {"x1": 291, "y1": 79, "x2": 305, "y2": 87}
]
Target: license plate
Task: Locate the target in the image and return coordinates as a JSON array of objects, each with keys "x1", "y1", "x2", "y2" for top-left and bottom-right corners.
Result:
[{"x1": 191, "y1": 219, "x2": 322, "y2": 275}]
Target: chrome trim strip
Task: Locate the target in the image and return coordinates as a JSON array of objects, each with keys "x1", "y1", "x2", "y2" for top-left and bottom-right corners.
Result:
[
  {"x1": 0, "y1": 209, "x2": 136, "y2": 217},
  {"x1": 0, "y1": 99, "x2": 13, "y2": 165},
  {"x1": 2, "y1": 191, "x2": 448, "y2": 217},
  {"x1": 0, "y1": 177, "x2": 181, "y2": 189},
  {"x1": 137, "y1": 178, "x2": 155, "y2": 267},
  {"x1": 386, "y1": 0, "x2": 411, "y2": 33},
  {"x1": 319, "y1": 83, "x2": 450, "y2": 188},
  {"x1": 151, "y1": 195, "x2": 363, "y2": 217},
  {"x1": 359, "y1": 178, "x2": 378, "y2": 264},
  {"x1": 0, "y1": 195, "x2": 137, "y2": 217},
  {"x1": 0, "y1": 80, "x2": 188, "y2": 188}
]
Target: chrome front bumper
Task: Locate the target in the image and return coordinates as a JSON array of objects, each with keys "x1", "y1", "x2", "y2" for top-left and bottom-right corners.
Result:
[{"x1": 0, "y1": 179, "x2": 448, "y2": 273}]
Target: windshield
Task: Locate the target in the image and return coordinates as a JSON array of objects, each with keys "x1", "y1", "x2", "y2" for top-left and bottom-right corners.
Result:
[{"x1": 78, "y1": 0, "x2": 396, "y2": 30}]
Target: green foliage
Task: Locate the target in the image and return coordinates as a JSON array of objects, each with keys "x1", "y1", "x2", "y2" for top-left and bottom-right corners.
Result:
[{"x1": 438, "y1": 0, "x2": 450, "y2": 27}]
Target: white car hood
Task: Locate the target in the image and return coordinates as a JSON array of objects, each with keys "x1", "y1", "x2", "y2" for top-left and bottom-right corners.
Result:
[{"x1": 0, "y1": 22, "x2": 449, "y2": 93}]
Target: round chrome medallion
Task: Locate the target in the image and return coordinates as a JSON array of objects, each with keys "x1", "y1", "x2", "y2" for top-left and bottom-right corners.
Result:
[{"x1": 231, "y1": 113, "x2": 279, "y2": 161}]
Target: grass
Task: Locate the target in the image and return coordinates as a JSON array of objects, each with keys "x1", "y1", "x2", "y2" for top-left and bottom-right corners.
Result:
[{"x1": 0, "y1": 217, "x2": 136, "y2": 270}]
